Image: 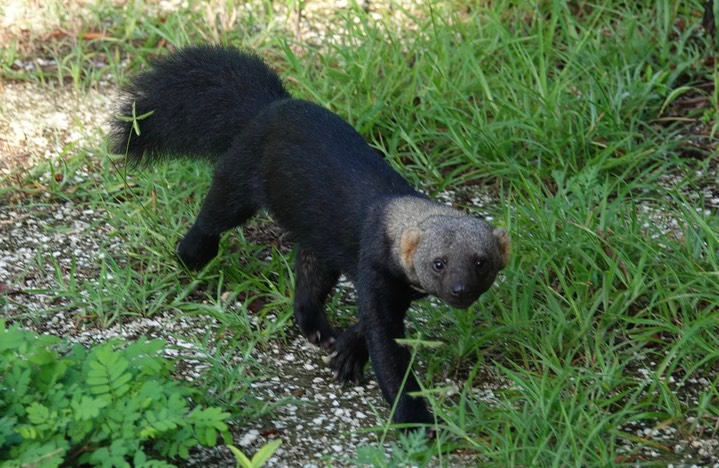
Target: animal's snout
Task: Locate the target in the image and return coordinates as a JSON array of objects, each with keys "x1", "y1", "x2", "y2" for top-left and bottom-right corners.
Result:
[{"x1": 450, "y1": 282, "x2": 467, "y2": 297}]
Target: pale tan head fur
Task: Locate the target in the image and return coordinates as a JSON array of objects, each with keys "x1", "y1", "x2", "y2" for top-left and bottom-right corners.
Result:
[{"x1": 387, "y1": 197, "x2": 510, "y2": 308}]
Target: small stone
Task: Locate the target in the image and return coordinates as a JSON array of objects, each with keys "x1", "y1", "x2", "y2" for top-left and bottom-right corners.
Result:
[{"x1": 238, "y1": 429, "x2": 259, "y2": 447}]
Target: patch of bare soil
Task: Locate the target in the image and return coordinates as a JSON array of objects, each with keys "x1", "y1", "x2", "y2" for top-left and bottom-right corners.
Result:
[
  {"x1": 0, "y1": 0, "x2": 93, "y2": 49},
  {"x1": 0, "y1": 82, "x2": 112, "y2": 178}
]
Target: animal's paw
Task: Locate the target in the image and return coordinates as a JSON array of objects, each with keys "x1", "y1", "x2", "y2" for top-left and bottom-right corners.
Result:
[
  {"x1": 392, "y1": 394, "x2": 435, "y2": 435},
  {"x1": 329, "y1": 331, "x2": 369, "y2": 384},
  {"x1": 175, "y1": 230, "x2": 219, "y2": 271},
  {"x1": 297, "y1": 318, "x2": 338, "y2": 350},
  {"x1": 307, "y1": 327, "x2": 338, "y2": 350}
]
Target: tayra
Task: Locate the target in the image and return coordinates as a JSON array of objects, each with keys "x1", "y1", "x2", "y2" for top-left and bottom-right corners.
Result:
[{"x1": 112, "y1": 44, "x2": 510, "y2": 427}]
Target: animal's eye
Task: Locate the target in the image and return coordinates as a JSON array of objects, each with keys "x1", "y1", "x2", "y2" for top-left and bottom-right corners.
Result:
[
  {"x1": 433, "y1": 259, "x2": 445, "y2": 272},
  {"x1": 475, "y1": 258, "x2": 488, "y2": 272}
]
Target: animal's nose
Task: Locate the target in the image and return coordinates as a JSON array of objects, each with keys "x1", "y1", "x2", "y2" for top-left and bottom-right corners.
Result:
[{"x1": 451, "y1": 283, "x2": 467, "y2": 297}]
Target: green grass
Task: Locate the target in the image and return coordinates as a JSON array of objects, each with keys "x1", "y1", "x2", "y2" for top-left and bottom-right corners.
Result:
[{"x1": 1, "y1": 0, "x2": 718, "y2": 466}]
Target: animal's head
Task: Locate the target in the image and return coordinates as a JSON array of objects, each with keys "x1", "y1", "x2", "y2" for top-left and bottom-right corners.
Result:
[{"x1": 399, "y1": 216, "x2": 510, "y2": 308}]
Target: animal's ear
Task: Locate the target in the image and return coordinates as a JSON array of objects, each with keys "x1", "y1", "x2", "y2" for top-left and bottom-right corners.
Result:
[
  {"x1": 400, "y1": 227, "x2": 422, "y2": 273},
  {"x1": 494, "y1": 228, "x2": 511, "y2": 268}
]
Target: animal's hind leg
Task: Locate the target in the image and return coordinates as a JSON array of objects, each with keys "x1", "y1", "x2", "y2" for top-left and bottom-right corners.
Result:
[
  {"x1": 176, "y1": 161, "x2": 258, "y2": 270},
  {"x1": 294, "y1": 246, "x2": 340, "y2": 349}
]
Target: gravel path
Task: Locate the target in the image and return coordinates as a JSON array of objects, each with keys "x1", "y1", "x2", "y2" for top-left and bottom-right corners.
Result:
[{"x1": 0, "y1": 198, "x2": 387, "y2": 466}]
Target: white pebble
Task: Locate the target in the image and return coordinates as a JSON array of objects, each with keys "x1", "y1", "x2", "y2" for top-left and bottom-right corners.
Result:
[{"x1": 238, "y1": 429, "x2": 259, "y2": 447}]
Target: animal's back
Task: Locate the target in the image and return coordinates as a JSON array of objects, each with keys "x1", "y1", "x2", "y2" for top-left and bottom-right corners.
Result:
[{"x1": 255, "y1": 99, "x2": 420, "y2": 273}]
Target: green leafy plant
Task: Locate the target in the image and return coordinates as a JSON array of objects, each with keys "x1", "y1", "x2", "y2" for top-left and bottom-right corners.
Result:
[
  {"x1": 354, "y1": 429, "x2": 433, "y2": 467},
  {"x1": 228, "y1": 439, "x2": 282, "y2": 468},
  {"x1": 0, "y1": 321, "x2": 230, "y2": 467}
]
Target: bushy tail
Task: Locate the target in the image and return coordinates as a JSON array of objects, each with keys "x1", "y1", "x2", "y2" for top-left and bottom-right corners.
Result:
[{"x1": 111, "y1": 44, "x2": 291, "y2": 164}]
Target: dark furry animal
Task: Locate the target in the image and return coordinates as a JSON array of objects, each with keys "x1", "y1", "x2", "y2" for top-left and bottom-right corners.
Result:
[{"x1": 112, "y1": 44, "x2": 510, "y2": 428}]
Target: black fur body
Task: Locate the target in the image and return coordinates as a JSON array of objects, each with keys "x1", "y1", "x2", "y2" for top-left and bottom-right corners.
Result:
[{"x1": 112, "y1": 45, "x2": 510, "y2": 427}]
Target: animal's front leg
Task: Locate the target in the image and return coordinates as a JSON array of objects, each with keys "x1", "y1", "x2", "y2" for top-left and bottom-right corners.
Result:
[
  {"x1": 330, "y1": 323, "x2": 369, "y2": 383},
  {"x1": 359, "y1": 270, "x2": 433, "y2": 426}
]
